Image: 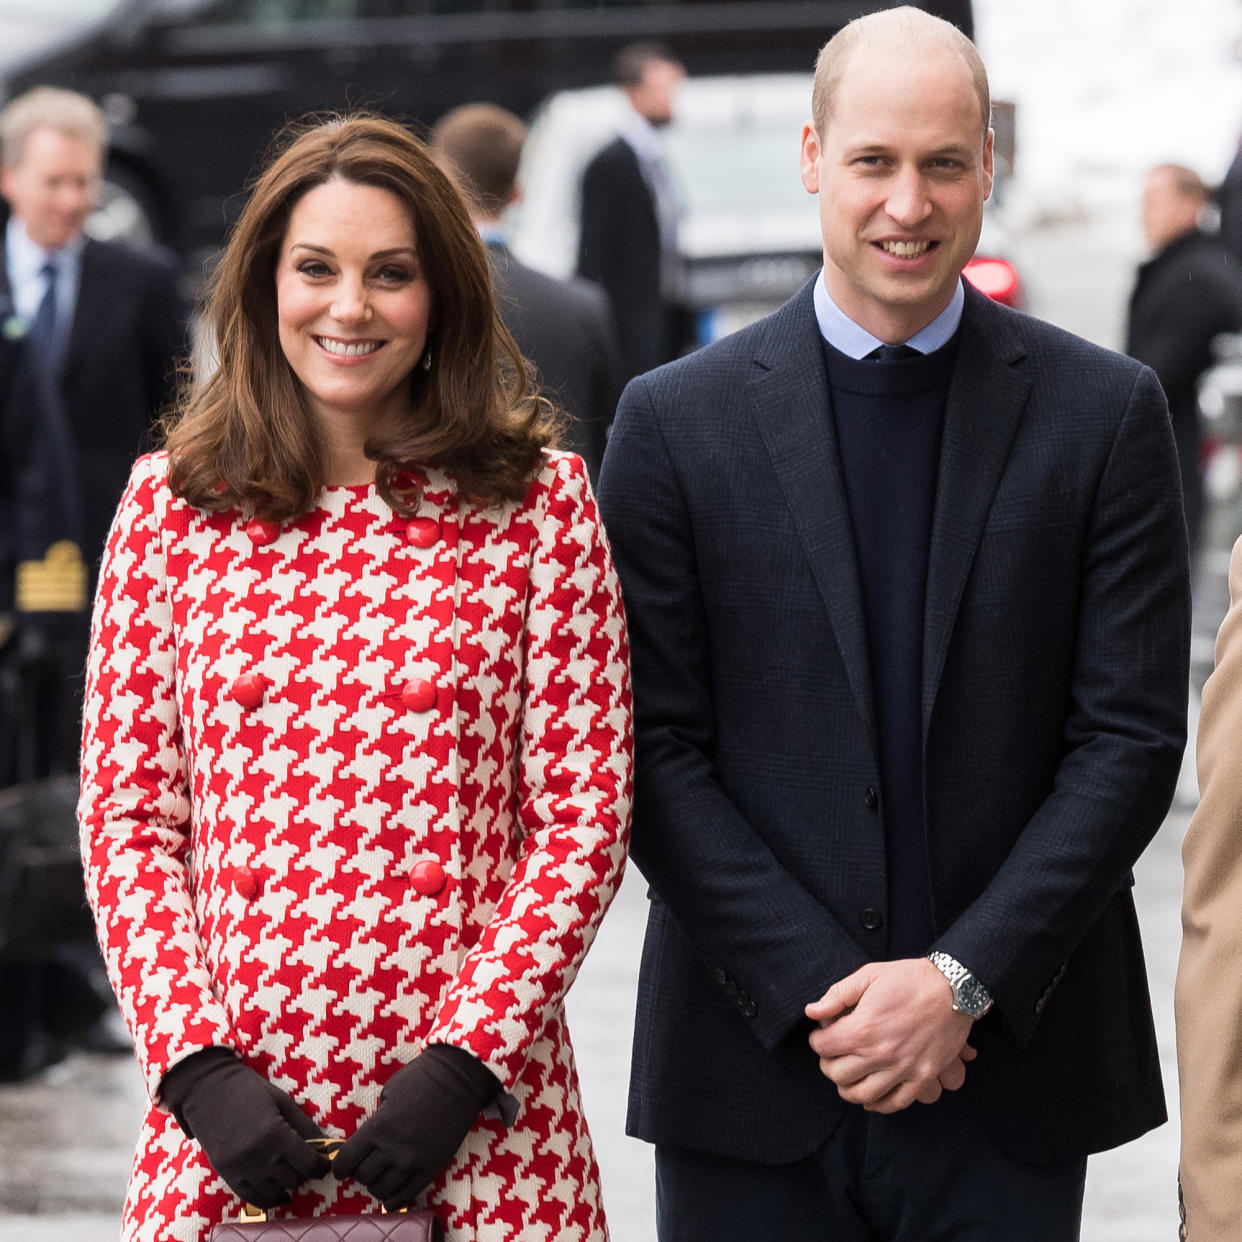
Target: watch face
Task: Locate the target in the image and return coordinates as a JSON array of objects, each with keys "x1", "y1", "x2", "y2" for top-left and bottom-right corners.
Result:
[{"x1": 956, "y1": 976, "x2": 991, "y2": 1017}]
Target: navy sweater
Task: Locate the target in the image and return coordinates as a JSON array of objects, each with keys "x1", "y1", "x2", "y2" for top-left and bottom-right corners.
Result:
[{"x1": 822, "y1": 337, "x2": 957, "y2": 959}]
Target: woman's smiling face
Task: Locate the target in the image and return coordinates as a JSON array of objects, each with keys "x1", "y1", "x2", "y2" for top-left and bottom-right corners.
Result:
[{"x1": 275, "y1": 177, "x2": 433, "y2": 439}]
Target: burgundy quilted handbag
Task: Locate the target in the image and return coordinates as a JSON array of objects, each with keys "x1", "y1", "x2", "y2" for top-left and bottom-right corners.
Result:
[
  {"x1": 207, "y1": 1217, "x2": 442, "y2": 1242},
  {"x1": 206, "y1": 1141, "x2": 445, "y2": 1242}
]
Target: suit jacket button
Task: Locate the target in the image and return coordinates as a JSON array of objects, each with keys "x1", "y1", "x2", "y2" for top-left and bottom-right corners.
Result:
[
  {"x1": 410, "y1": 859, "x2": 446, "y2": 897},
  {"x1": 860, "y1": 908, "x2": 883, "y2": 931},
  {"x1": 232, "y1": 865, "x2": 259, "y2": 900},
  {"x1": 864, "y1": 786, "x2": 879, "y2": 812},
  {"x1": 401, "y1": 678, "x2": 438, "y2": 713},
  {"x1": 245, "y1": 519, "x2": 280, "y2": 546},
  {"x1": 229, "y1": 672, "x2": 268, "y2": 709},
  {"x1": 741, "y1": 999, "x2": 758, "y2": 1018},
  {"x1": 405, "y1": 517, "x2": 440, "y2": 548},
  {"x1": 711, "y1": 967, "x2": 728, "y2": 986}
]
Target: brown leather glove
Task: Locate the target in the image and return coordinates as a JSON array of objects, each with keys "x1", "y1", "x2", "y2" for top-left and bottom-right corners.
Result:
[
  {"x1": 333, "y1": 1043, "x2": 500, "y2": 1209},
  {"x1": 161, "y1": 1047, "x2": 331, "y2": 1208}
]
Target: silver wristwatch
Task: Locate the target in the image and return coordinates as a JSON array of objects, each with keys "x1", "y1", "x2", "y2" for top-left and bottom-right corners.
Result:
[{"x1": 927, "y1": 951, "x2": 994, "y2": 1019}]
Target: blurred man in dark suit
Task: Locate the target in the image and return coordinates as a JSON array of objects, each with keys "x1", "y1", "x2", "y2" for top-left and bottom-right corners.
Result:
[
  {"x1": 433, "y1": 102, "x2": 622, "y2": 483},
  {"x1": 1127, "y1": 163, "x2": 1242, "y2": 564},
  {"x1": 577, "y1": 42, "x2": 692, "y2": 384},
  {"x1": 0, "y1": 86, "x2": 187, "y2": 1077},
  {"x1": 599, "y1": 8, "x2": 1188, "y2": 1239}
]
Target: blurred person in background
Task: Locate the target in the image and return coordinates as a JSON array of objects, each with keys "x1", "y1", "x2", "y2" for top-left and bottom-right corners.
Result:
[
  {"x1": 577, "y1": 42, "x2": 693, "y2": 384},
  {"x1": 77, "y1": 113, "x2": 631, "y2": 1241},
  {"x1": 1126, "y1": 163, "x2": 1242, "y2": 565},
  {"x1": 432, "y1": 102, "x2": 622, "y2": 484},
  {"x1": 0, "y1": 85, "x2": 187, "y2": 1079},
  {"x1": 599, "y1": 8, "x2": 1189, "y2": 1240}
]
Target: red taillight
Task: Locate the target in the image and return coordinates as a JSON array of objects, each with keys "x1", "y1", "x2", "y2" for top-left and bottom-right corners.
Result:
[{"x1": 963, "y1": 257, "x2": 1022, "y2": 307}]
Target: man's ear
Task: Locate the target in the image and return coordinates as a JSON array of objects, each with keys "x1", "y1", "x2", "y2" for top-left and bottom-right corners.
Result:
[{"x1": 799, "y1": 123, "x2": 821, "y2": 196}]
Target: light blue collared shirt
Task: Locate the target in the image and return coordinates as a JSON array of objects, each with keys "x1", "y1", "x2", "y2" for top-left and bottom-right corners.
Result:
[
  {"x1": 476, "y1": 221, "x2": 509, "y2": 248},
  {"x1": 812, "y1": 269, "x2": 964, "y2": 358},
  {"x1": 5, "y1": 216, "x2": 85, "y2": 346}
]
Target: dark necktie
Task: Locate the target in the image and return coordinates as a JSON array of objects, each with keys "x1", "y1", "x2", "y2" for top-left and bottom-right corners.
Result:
[
  {"x1": 866, "y1": 343, "x2": 920, "y2": 362},
  {"x1": 29, "y1": 259, "x2": 62, "y2": 376}
]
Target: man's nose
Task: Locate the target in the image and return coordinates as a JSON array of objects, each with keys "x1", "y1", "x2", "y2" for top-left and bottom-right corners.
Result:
[
  {"x1": 55, "y1": 183, "x2": 92, "y2": 213},
  {"x1": 885, "y1": 166, "x2": 933, "y2": 227}
]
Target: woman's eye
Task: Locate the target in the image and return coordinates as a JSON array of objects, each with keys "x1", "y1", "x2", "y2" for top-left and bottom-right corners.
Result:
[
  {"x1": 375, "y1": 265, "x2": 413, "y2": 284},
  {"x1": 297, "y1": 260, "x2": 331, "y2": 278}
]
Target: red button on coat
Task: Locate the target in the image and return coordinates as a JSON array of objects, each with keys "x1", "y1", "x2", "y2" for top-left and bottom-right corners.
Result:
[
  {"x1": 410, "y1": 860, "x2": 446, "y2": 897},
  {"x1": 405, "y1": 517, "x2": 440, "y2": 548},
  {"x1": 232, "y1": 865, "x2": 259, "y2": 900},
  {"x1": 401, "y1": 678, "x2": 438, "y2": 712},
  {"x1": 229, "y1": 672, "x2": 268, "y2": 709},
  {"x1": 245, "y1": 519, "x2": 280, "y2": 546}
]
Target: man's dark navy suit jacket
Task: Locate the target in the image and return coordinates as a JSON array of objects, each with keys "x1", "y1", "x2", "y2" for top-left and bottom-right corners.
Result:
[{"x1": 598, "y1": 279, "x2": 1189, "y2": 1165}]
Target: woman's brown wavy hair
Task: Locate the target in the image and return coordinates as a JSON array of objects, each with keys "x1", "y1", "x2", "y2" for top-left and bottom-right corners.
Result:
[{"x1": 164, "y1": 112, "x2": 557, "y2": 519}]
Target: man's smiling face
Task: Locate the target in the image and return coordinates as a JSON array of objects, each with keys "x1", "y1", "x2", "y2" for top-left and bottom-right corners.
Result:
[{"x1": 799, "y1": 39, "x2": 993, "y2": 343}]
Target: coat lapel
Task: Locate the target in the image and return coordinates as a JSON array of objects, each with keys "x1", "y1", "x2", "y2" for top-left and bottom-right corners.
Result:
[
  {"x1": 63, "y1": 239, "x2": 104, "y2": 386},
  {"x1": 748, "y1": 282, "x2": 876, "y2": 744},
  {"x1": 922, "y1": 288, "x2": 1032, "y2": 730}
]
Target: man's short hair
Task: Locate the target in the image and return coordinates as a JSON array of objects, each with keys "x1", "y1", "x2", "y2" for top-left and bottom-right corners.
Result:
[
  {"x1": 1152, "y1": 163, "x2": 1210, "y2": 204},
  {"x1": 431, "y1": 103, "x2": 528, "y2": 218},
  {"x1": 612, "y1": 42, "x2": 684, "y2": 90},
  {"x1": 0, "y1": 86, "x2": 108, "y2": 168},
  {"x1": 811, "y1": 6, "x2": 990, "y2": 141}
]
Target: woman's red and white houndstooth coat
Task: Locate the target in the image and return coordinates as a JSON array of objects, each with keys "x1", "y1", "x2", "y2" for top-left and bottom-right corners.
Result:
[{"x1": 78, "y1": 449, "x2": 633, "y2": 1242}]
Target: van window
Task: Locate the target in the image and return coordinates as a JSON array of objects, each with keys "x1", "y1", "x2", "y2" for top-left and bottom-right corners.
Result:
[{"x1": 201, "y1": 0, "x2": 361, "y2": 22}]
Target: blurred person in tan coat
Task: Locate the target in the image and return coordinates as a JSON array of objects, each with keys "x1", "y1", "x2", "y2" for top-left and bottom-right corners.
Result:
[{"x1": 1177, "y1": 536, "x2": 1242, "y2": 1239}]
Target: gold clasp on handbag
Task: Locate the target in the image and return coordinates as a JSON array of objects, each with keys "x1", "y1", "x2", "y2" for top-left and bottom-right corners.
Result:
[{"x1": 237, "y1": 1136, "x2": 407, "y2": 1220}]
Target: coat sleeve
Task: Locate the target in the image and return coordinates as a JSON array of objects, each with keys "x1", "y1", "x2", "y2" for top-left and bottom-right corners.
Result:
[
  {"x1": 1129, "y1": 273, "x2": 1241, "y2": 406},
  {"x1": 597, "y1": 376, "x2": 870, "y2": 1053},
  {"x1": 576, "y1": 151, "x2": 615, "y2": 294},
  {"x1": 77, "y1": 454, "x2": 237, "y2": 1099},
  {"x1": 424, "y1": 454, "x2": 632, "y2": 1090},
  {"x1": 1176, "y1": 534, "x2": 1242, "y2": 1242},
  {"x1": 934, "y1": 364, "x2": 1190, "y2": 1041}
]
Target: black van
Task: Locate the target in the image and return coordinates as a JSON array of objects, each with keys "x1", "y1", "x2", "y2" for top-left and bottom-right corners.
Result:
[{"x1": 0, "y1": 0, "x2": 973, "y2": 273}]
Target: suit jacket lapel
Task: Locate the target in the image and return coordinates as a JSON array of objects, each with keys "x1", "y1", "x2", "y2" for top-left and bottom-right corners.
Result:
[
  {"x1": 63, "y1": 239, "x2": 103, "y2": 388},
  {"x1": 749, "y1": 282, "x2": 876, "y2": 744},
  {"x1": 922, "y1": 288, "x2": 1032, "y2": 730}
]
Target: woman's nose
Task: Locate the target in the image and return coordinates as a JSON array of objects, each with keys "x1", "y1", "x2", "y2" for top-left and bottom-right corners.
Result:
[{"x1": 330, "y1": 280, "x2": 371, "y2": 323}]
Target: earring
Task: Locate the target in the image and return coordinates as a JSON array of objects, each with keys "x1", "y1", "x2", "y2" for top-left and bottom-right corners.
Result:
[{"x1": 421, "y1": 348, "x2": 433, "y2": 372}]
